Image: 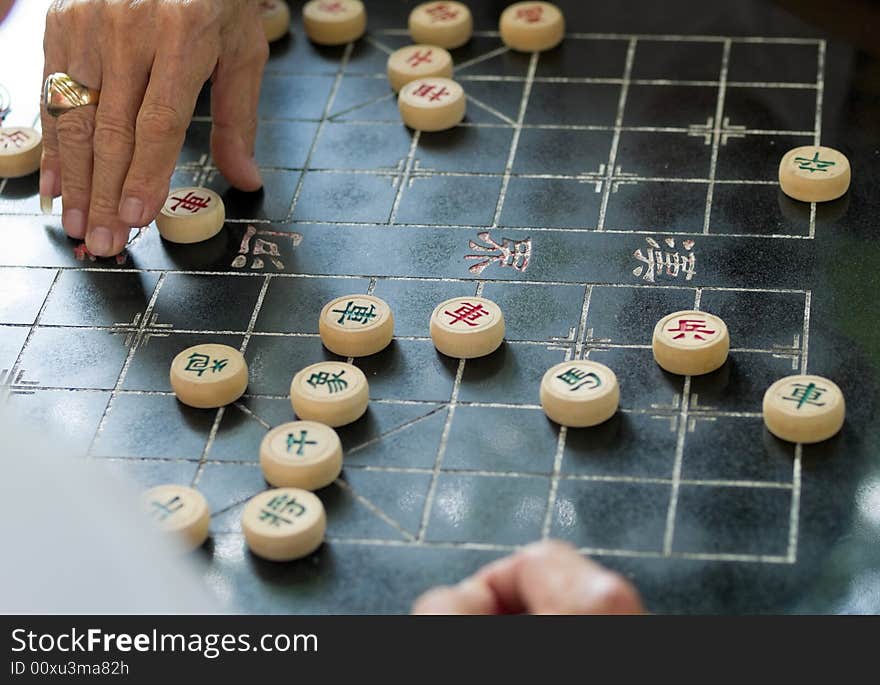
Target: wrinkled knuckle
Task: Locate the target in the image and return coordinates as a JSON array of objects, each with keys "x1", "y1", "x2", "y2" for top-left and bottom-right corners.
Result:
[
  {"x1": 89, "y1": 196, "x2": 121, "y2": 217},
  {"x1": 166, "y1": 0, "x2": 212, "y2": 29},
  {"x1": 137, "y1": 104, "x2": 186, "y2": 143},
  {"x1": 124, "y1": 171, "x2": 165, "y2": 199},
  {"x1": 61, "y1": 176, "x2": 90, "y2": 198},
  {"x1": 56, "y1": 114, "x2": 95, "y2": 148},
  {"x1": 93, "y1": 116, "x2": 135, "y2": 159},
  {"x1": 158, "y1": 2, "x2": 221, "y2": 56}
]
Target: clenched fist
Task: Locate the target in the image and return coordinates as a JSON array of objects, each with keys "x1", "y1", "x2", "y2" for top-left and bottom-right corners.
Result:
[{"x1": 40, "y1": 0, "x2": 268, "y2": 256}]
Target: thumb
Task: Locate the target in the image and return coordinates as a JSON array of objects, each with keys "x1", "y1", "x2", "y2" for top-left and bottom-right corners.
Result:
[{"x1": 210, "y1": 40, "x2": 267, "y2": 192}]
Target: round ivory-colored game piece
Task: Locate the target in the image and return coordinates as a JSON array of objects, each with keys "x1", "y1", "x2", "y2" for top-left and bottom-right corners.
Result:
[
  {"x1": 290, "y1": 361, "x2": 369, "y2": 427},
  {"x1": 430, "y1": 296, "x2": 505, "y2": 359},
  {"x1": 499, "y1": 2, "x2": 565, "y2": 53},
  {"x1": 170, "y1": 343, "x2": 249, "y2": 409},
  {"x1": 319, "y1": 294, "x2": 394, "y2": 357},
  {"x1": 763, "y1": 374, "x2": 845, "y2": 444},
  {"x1": 302, "y1": 0, "x2": 366, "y2": 46},
  {"x1": 261, "y1": 0, "x2": 291, "y2": 42},
  {"x1": 155, "y1": 187, "x2": 225, "y2": 244},
  {"x1": 778, "y1": 145, "x2": 851, "y2": 203},
  {"x1": 408, "y1": 2, "x2": 473, "y2": 49},
  {"x1": 0, "y1": 127, "x2": 42, "y2": 178},
  {"x1": 398, "y1": 77, "x2": 466, "y2": 132},
  {"x1": 142, "y1": 484, "x2": 210, "y2": 552},
  {"x1": 260, "y1": 421, "x2": 343, "y2": 490},
  {"x1": 652, "y1": 310, "x2": 729, "y2": 376},
  {"x1": 387, "y1": 44, "x2": 454, "y2": 93},
  {"x1": 540, "y1": 360, "x2": 620, "y2": 428},
  {"x1": 242, "y1": 488, "x2": 326, "y2": 561}
]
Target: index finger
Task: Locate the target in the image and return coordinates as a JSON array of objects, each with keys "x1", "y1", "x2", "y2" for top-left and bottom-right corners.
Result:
[{"x1": 118, "y1": 48, "x2": 211, "y2": 228}]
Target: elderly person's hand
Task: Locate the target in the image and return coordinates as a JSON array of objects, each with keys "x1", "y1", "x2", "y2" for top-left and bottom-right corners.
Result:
[
  {"x1": 40, "y1": 0, "x2": 268, "y2": 257},
  {"x1": 412, "y1": 540, "x2": 645, "y2": 615}
]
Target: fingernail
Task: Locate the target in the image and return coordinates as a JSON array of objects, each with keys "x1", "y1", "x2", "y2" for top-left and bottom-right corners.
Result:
[
  {"x1": 63, "y1": 209, "x2": 86, "y2": 240},
  {"x1": 87, "y1": 226, "x2": 113, "y2": 256},
  {"x1": 119, "y1": 197, "x2": 144, "y2": 226},
  {"x1": 39, "y1": 169, "x2": 56, "y2": 198},
  {"x1": 39, "y1": 167, "x2": 56, "y2": 213}
]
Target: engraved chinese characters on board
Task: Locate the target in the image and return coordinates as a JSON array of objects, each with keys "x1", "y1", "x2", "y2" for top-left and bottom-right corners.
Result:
[
  {"x1": 632, "y1": 237, "x2": 696, "y2": 283},
  {"x1": 465, "y1": 232, "x2": 532, "y2": 275},
  {"x1": 232, "y1": 225, "x2": 303, "y2": 271}
]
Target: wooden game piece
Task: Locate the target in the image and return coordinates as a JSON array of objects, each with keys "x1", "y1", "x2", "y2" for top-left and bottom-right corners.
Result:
[
  {"x1": 652, "y1": 310, "x2": 729, "y2": 376},
  {"x1": 429, "y1": 296, "x2": 505, "y2": 359},
  {"x1": 170, "y1": 343, "x2": 249, "y2": 409},
  {"x1": 387, "y1": 45, "x2": 454, "y2": 93},
  {"x1": 241, "y1": 488, "x2": 326, "y2": 561},
  {"x1": 499, "y1": 2, "x2": 565, "y2": 53},
  {"x1": 763, "y1": 374, "x2": 845, "y2": 444},
  {"x1": 155, "y1": 187, "x2": 225, "y2": 244},
  {"x1": 779, "y1": 145, "x2": 851, "y2": 203},
  {"x1": 540, "y1": 360, "x2": 619, "y2": 428},
  {"x1": 318, "y1": 294, "x2": 394, "y2": 357},
  {"x1": 398, "y1": 77, "x2": 466, "y2": 132},
  {"x1": 408, "y1": 2, "x2": 473, "y2": 49},
  {"x1": 302, "y1": 0, "x2": 366, "y2": 46},
  {"x1": 0, "y1": 127, "x2": 42, "y2": 178},
  {"x1": 260, "y1": 421, "x2": 343, "y2": 491},
  {"x1": 261, "y1": 0, "x2": 291, "y2": 43},
  {"x1": 290, "y1": 361, "x2": 369, "y2": 427},
  {"x1": 142, "y1": 484, "x2": 210, "y2": 552}
]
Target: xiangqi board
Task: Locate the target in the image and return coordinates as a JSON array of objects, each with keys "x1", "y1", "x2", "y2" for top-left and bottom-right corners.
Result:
[{"x1": 0, "y1": 0, "x2": 878, "y2": 614}]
